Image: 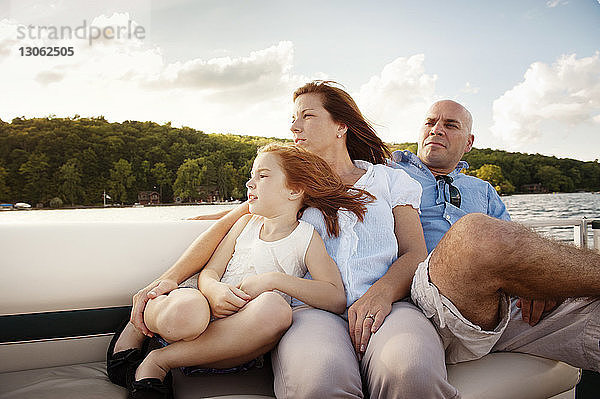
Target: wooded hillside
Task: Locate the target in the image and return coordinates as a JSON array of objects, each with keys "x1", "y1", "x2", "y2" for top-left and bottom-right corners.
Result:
[{"x1": 1, "y1": 117, "x2": 598, "y2": 206}]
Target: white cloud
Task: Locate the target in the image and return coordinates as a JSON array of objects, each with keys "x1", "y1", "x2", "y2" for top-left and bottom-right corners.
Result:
[
  {"x1": 491, "y1": 52, "x2": 600, "y2": 148},
  {"x1": 1, "y1": 14, "x2": 441, "y2": 146},
  {"x1": 461, "y1": 82, "x2": 480, "y2": 94},
  {"x1": 546, "y1": 0, "x2": 569, "y2": 7},
  {"x1": 356, "y1": 54, "x2": 437, "y2": 143},
  {"x1": 0, "y1": 14, "x2": 311, "y2": 138}
]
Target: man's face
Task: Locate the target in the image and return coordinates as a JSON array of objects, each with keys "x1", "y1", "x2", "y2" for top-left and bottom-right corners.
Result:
[{"x1": 417, "y1": 100, "x2": 474, "y2": 175}]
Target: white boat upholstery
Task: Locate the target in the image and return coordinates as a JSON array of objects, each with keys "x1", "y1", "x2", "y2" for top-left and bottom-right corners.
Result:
[{"x1": 0, "y1": 221, "x2": 581, "y2": 398}]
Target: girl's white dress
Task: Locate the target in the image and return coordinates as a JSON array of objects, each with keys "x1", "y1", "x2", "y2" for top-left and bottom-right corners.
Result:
[{"x1": 181, "y1": 215, "x2": 315, "y2": 304}]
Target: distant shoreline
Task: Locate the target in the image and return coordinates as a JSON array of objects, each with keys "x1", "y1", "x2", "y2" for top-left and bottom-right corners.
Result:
[
  {"x1": 3, "y1": 193, "x2": 600, "y2": 212},
  {"x1": 0, "y1": 202, "x2": 241, "y2": 211}
]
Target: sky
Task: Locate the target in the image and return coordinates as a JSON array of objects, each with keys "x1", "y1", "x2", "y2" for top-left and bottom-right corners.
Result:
[{"x1": 1, "y1": 0, "x2": 599, "y2": 161}]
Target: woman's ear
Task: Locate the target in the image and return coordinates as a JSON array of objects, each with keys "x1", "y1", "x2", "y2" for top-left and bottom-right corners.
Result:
[
  {"x1": 288, "y1": 187, "x2": 304, "y2": 201},
  {"x1": 337, "y1": 123, "x2": 348, "y2": 135}
]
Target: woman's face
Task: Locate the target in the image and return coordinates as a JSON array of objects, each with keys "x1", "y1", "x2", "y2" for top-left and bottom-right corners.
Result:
[{"x1": 290, "y1": 93, "x2": 346, "y2": 154}]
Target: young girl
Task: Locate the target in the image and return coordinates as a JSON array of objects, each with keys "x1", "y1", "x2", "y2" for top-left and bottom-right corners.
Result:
[{"x1": 126, "y1": 143, "x2": 374, "y2": 398}]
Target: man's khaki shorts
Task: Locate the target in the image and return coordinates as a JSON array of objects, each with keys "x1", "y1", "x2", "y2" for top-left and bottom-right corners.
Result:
[{"x1": 411, "y1": 252, "x2": 600, "y2": 372}]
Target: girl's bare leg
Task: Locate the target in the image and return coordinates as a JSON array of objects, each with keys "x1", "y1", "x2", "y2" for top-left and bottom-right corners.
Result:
[
  {"x1": 135, "y1": 291, "x2": 293, "y2": 381},
  {"x1": 113, "y1": 322, "x2": 146, "y2": 354},
  {"x1": 144, "y1": 288, "x2": 211, "y2": 342}
]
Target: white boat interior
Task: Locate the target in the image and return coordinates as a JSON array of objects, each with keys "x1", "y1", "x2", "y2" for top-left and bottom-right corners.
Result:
[{"x1": 0, "y1": 220, "x2": 584, "y2": 399}]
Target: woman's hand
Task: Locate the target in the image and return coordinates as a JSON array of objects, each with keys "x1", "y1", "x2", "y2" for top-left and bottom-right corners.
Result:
[
  {"x1": 204, "y1": 280, "x2": 251, "y2": 318},
  {"x1": 346, "y1": 204, "x2": 427, "y2": 359},
  {"x1": 347, "y1": 288, "x2": 393, "y2": 360},
  {"x1": 237, "y1": 273, "x2": 277, "y2": 299},
  {"x1": 131, "y1": 279, "x2": 179, "y2": 336}
]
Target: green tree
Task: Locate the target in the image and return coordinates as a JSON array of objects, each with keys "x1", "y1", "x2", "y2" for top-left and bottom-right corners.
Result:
[
  {"x1": 0, "y1": 166, "x2": 9, "y2": 201},
  {"x1": 232, "y1": 158, "x2": 254, "y2": 199},
  {"x1": 217, "y1": 162, "x2": 237, "y2": 201},
  {"x1": 151, "y1": 162, "x2": 172, "y2": 203},
  {"x1": 475, "y1": 164, "x2": 504, "y2": 188},
  {"x1": 19, "y1": 153, "x2": 50, "y2": 204},
  {"x1": 474, "y1": 164, "x2": 515, "y2": 194},
  {"x1": 173, "y1": 159, "x2": 205, "y2": 202},
  {"x1": 136, "y1": 160, "x2": 152, "y2": 192},
  {"x1": 404, "y1": 143, "x2": 418, "y2": 154},
  {"x1": 109, "y1": 159, "x2": 135, "y2": 204},
  {"x1": 49, "y1": 197, "x2": 63, "y2": 208},
  {"x1": 498, "y1": 180, "x2": 516, "y2": 195},
  {"x1": 58, "y1": 159, "x2": 82, "y2": 206},
  {"x1": 535, "y1": 165, "x2": 564, "y2": 192}
]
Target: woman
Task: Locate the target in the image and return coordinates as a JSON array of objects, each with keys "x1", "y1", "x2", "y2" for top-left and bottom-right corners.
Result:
[
  {"x1": 270, "y1": 82, "x2": 454, "y2": 399},
  {"x1": 110, "y1": 81, "x2": 452, "y2": 398}
]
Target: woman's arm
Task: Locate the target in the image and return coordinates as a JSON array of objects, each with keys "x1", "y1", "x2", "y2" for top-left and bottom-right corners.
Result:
[
  {"x1": 159, "y1": 202, "x2": 249, "y2": 283},
  {"x1": 238, "y1": 230, "x2": 347, "y2": 314},
  {"x1": 347, "y1": 205, "x2": 427, "y2": 357},
  {"x1": 130, "y1": 201, "x2": 250, "y2": 335},
  {"x1": 188, "y1": 208, "x2": 233, "y2": 220},
  {"x1": 198, "y1": 214, "x2": 253, "y2": 318}
]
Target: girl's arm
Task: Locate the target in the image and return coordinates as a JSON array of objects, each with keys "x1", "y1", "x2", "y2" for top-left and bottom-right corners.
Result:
[
  {"x1": 347, "y1": 205, "x2": 427, "y2": 357},
  {"x1": 199, "y1": 214, "x2": 253, "y2": 318},
  {"x1": 130, "y1": 201, "x2": 250, "y2": 335},
  {"x1": 238, "y1": 230, "x2": 347, "y2": 314}
]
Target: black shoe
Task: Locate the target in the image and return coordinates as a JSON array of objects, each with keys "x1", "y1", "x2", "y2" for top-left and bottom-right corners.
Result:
[
  {"x1": 126, "y1": 359, "x2": 173, "y2": 399},
  {"x1": 106, "y1": 319, "x2": 147, "y2": 387}
]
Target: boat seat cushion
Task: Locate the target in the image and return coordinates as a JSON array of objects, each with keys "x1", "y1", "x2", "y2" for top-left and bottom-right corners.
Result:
[{"x1": 0, "y1": 353, "x2": 580, "y2": 399}]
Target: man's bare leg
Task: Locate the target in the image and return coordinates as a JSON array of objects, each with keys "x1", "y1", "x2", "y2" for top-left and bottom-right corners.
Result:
[{"x1": 429, "y1": 213, "x2": 600, "y2": 330}]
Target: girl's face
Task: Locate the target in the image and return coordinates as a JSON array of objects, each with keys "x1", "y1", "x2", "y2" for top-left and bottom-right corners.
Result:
[
  {"x1": 246, "y1": 152, "x2": 295, "y2": 217},
  {"x1": 290, "y1": 93, "x2": 346, "y2": 154}
]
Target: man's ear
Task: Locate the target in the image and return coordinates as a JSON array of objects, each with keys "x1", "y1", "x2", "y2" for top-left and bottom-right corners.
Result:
[
  {"x1": 464, "y1": 134, "x2": 474, "y2": 153},
  {"x1": 288, "y1": 187, "x2": 304, "y2": 201}
]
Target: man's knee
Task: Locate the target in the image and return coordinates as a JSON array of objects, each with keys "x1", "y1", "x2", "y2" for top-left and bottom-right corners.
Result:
[
  {"x1": 431, "y1": 213, "x2": 509, "y2": 285},
  {"x1": 442, "y1": 213, "x2": 493, "y2": 254},
  {"x1": 445, "y1": 213, "x2": 515, "y2": 257}
]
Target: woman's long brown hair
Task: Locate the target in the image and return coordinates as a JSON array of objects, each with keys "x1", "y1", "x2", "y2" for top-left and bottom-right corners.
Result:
[
  {"x1": 259, "y1": 143, "x2": 375, "y2": 238},
  {"x1": 293, "y1": 80, "x2": 391, "y2": 165}
]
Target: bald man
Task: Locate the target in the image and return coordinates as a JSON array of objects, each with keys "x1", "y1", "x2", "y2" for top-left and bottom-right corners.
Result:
[{"x1": 365, "y1": 100, "x2": 600, "y2": 398}]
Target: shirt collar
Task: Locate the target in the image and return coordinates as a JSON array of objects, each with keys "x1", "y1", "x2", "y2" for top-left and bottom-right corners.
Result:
[
  {"x1": 353, "y1": 159, "x2": 375, "y2": 188},
  {"x1": 391, "y1": 150, "x2": 469, "y2": 177}
]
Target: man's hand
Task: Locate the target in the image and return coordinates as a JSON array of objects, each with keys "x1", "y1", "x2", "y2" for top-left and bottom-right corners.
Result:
[
  {"x1": 517, "y1": 298, "x2": 559, "y2": 326},
  {"x1": 347, "y1": 290, "x2": 393, "y2": 361},
  {"x1": 237, "y1": 273, "x2": 277, "y2": 299},
  {"x1": 204, "y1": 281, "x2": 251, "y2": 318},
  {"x1": 131, "y1": 279, "x2": 179, "y2": 336}
]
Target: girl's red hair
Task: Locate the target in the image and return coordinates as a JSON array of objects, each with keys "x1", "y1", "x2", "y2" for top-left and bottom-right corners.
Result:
[{"x1": 258, "y1": 143, "x2": 375, "y2": 237}]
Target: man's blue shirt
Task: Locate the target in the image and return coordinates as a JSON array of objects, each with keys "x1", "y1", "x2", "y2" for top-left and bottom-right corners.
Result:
[{"x1": 390, "y1": 150, "x2": 511, "y2": 253}]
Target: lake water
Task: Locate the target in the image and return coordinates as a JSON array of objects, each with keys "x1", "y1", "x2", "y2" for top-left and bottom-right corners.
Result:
[
  {"x1": 502, "y1": 192, "x2": 600, "y2": 243},
  {"x1": 0, "y1": 204, "x2": 239, "y2": 223},
  {"x1": 2, "y1": 193, "x2": 599, "y2": 244}
]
